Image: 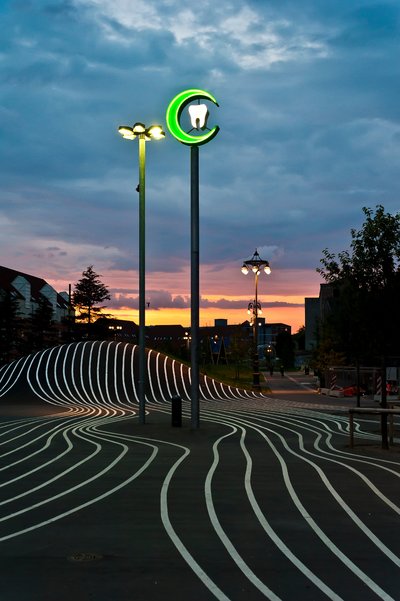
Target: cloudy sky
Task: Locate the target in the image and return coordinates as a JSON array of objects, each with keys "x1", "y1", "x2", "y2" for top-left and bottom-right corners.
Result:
[{"x1": 1, "y1": 0, "x2": 399, "y2": 331}]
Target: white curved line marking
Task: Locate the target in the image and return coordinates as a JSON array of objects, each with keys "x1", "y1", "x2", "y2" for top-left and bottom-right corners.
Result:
[
  {"x1": 205, "y1": 426, "x2": 283, "y2": 600},
  {"x1": 160, "y1": 446, "x2": 231, "y2": 600}
]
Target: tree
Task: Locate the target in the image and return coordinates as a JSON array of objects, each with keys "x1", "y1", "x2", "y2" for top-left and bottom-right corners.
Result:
[
  {"x1": 275, "y1": 330, "x2": 295, "y2": 368},
  {"x1": 0, "y1": 291, "x2": 21, "y2": 365},
  {"x1": 229, "y1": 330, "x2": 251, "y2": 379},
  {"x1": 317, "y1": 205, "x2": 400, "y2": 364},
  {"x1": 30, "y1": 296, "x2": 56, "y2": 351},
  {"x1": 73, "y1": 266, "x2": 111, "y2": 325},
  {"x1": 292, "y1": 325, "x2": 305, "y2": 351}
]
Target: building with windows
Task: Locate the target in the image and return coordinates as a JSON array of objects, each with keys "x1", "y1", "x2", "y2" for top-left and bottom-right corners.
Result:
[
  {"x1": 305, "y1": 284, "x2": 339, "y2": 351},
  {"x1": 0, "y1": 266, "x2": 70, "y2": 322}
]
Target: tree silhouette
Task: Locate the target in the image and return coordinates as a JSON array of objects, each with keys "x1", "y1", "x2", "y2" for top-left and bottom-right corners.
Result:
[
  {"x1": 0, "y1": 291, "x2": 21, "y2": 365},
  {"x1": 275, "y1": 330, "x2": 295, "y2": 368},
  {"x1": 30, "y1": 296, "x2": 56, "y2": 351},
  {"x1": 73, "y1": 266, "x2": 110, "y2": 325},
  {"x1": 317, "y1": 205, "x2": 400, "y2": 364}
]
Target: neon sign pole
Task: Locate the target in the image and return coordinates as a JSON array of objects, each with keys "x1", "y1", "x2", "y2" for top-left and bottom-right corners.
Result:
[{"x1": 166, "y1": 89, "x2": 220, "y2": 429}]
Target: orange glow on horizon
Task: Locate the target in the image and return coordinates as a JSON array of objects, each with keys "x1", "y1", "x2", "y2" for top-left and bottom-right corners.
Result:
[
  {"x1": 48, "y1": 265, "x2": 318, "y2": 336},
  {"x1": 106, "y1": 305, "x2": 305, "y2": 333}
]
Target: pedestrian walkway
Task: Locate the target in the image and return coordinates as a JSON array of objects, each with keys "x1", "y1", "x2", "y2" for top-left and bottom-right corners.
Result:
[{"x1": 262, "y1": 369, "x2": 378, "y2": 410}]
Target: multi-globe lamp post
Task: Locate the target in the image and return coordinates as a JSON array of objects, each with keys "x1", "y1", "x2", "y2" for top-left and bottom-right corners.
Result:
[
  {"x1": 241, "y1": 249, "x2": 271, "y2": 389},
  {"x1": 118, "y1": 122, "x2": 165, "y2": 424}
]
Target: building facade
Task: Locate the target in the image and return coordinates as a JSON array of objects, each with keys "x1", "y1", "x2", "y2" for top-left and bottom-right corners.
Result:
[{"x1": 0, "y1": 266, "x2": 70, "y2": 322}]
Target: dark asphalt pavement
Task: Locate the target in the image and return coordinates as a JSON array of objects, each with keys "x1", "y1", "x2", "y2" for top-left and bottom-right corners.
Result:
[
  {"x1": 262, "y1": 369, "x2": 377, "y2": 408},
  {"x1": 0, "y1": 367, "x2": 399, "y2": 601}
]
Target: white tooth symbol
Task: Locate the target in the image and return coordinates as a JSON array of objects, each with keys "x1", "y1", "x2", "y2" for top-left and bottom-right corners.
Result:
[{"x1": 188, "y1": 104, "x2": 209, "y2": 130}]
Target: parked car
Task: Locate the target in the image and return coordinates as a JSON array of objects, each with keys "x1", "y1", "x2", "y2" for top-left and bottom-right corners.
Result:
[
  {"x1": 386, "y1": 380, "x2": 399, "y2": 395},
  {"x1": 342, "y1": 385, "x2": 365, "y2": 397}
]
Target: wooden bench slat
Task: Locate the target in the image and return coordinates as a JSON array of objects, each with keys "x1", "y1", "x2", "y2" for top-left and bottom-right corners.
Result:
[{"x1": 349, "y1": 408, "x2": 400, "y2": 414}]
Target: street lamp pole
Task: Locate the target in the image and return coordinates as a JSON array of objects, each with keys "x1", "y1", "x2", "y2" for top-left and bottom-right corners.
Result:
[
  {"x1": 253, "y1": 269, "x2": 260, "y2": 383},
  {"x1": 138, "y1": 134, "x2": 146, "y2": 424},
  {"x1": 118, "y1": 122, "x2": 165, "y2": 424},
  {"x1": 241, "y1": 249, "x2": 271, "y2": 390}
]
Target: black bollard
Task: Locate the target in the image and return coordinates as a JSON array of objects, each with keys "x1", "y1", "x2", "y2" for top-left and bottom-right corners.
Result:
[{"x1": 171, "y1": 394, "x2": 182, "y2": 427}]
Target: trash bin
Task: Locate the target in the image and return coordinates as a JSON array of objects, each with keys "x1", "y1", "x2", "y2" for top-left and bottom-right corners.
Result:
[{"x1": 171, "y1": 394, "x2": 182, "y2": 427}]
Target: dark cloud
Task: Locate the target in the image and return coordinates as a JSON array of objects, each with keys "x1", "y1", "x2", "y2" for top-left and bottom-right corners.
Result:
[
  {"x1": 109, "y1": 290, "x2": 302, "y2": 311},
  {"x1": 334, "y1": 4, "x2": 400, "y2": 46},
  {"x1": 110, "y1": 290, "x2": 189, "y2": 310},
  {"x1": 200, "y1": 298, "x2": 303, "y2": 309}
]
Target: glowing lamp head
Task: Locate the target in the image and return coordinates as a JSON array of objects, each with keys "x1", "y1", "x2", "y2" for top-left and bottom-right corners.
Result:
[
  {"x1": 118, "y1": 126, "x2": 136, "y2": 140},
  {"x1": 264, "y1": 265, "x2": 271, "y2": 275},
  {"x1": 188, "y1": 104, "x2": 209, "y2": 130},
  {"x1": 148, "y1": 125, "x2": 165, "y2": 140},
  {"x1": 132, "y1": 122, "x2": 146, "y2": 134},
  {"x1": 241, "y1": 265, "x2": 249, "y2": 275}
]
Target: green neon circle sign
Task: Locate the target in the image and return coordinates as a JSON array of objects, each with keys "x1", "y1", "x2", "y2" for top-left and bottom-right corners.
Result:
[{"x1": 166, "y1": 88, "x2": 220, "y2": 146}]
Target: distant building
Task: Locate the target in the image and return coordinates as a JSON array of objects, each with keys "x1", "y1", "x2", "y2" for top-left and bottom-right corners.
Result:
[
  {"x1": 146, "y1": 324, "x2": 188, "y2": 355},
  {"x1": 305, "y1": 284, "x2": 338, "y2": 351},
  {"x1": 319, "y1": 283, "x2": 337, "y2": 322},
  {"x1": 199, "y1": 319, "x2": 291, "y2": 364},
  {"x1": 93, "y1": 317, "x2": 138, "y2": 342},
  {"x1": 214, "y1": 319, "x2": 228, "y2": 327},
  {"x1": 305, "y1": 297, "x2": 320, "y2": 350},
  {"x1": 0, "y1": 265, "x2": 70, "y2": 322},
  {"x1": 240, "y1": 318, "x2": 291, "y2": 347},
  {"x1": 264, "y1": 321, "x2": 291, "y2": 345}
]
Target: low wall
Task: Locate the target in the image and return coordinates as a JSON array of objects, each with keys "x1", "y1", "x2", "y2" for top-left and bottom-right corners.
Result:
[{"x1": 320, "y1": 388, "x2": 344, "y2": 398}]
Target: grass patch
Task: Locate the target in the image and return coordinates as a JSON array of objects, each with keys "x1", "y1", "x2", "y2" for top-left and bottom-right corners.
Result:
[
  {"x1": 200, "y1": 363, "x2": 255, "y2": 390},
  {"x1": 159, "y1": 351, "x2": 270, "y2": 391}
]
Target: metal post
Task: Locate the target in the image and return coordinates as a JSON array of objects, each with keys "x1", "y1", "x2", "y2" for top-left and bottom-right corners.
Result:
[
  {"x1": 191, "y1": 145, "x2": 200, "y2": 429},
  {"x1": 356, "y1": 357, "x2": 361, "y2": 408},
  {"x1": 349, "y1": 411, "x2": 354, "y2": 448},
  {"x1": 253, "y1": 271, "x2": 260, "y2": 389},
  {"x1": 138, "y1": 135, "x2": 146, "y2": 424},
  {"x1": 68, "y1": 283, "x2": 72, "y2": 341},
  {"x1": 381, "y1": 355, "x2": 388, "y2": 449}
]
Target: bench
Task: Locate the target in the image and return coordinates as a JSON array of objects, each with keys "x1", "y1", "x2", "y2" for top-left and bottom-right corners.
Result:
[{"x1": 348, "y1": 407, "x2": 400, "y2": 448}]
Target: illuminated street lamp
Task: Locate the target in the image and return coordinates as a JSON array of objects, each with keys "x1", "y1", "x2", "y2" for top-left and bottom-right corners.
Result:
[
  {"x1": 247, "y1": 300, "x2": 262, "y2": 317},
  {"x1": 241, "y1": 249, "x2": 271, "y2": 389},
  {"x1": 118, "y1": 122, "x2": 165, "y2": 424}
]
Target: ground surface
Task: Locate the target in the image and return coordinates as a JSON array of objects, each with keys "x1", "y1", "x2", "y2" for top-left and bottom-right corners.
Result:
[{"x1": 0, "y1": 367, "x2": 399, "y2": 601}]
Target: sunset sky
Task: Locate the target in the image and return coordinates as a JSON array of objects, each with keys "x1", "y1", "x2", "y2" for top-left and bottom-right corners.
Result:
[{"x1": 1, "y1": 0, "x2": 399, "y2": 333}]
